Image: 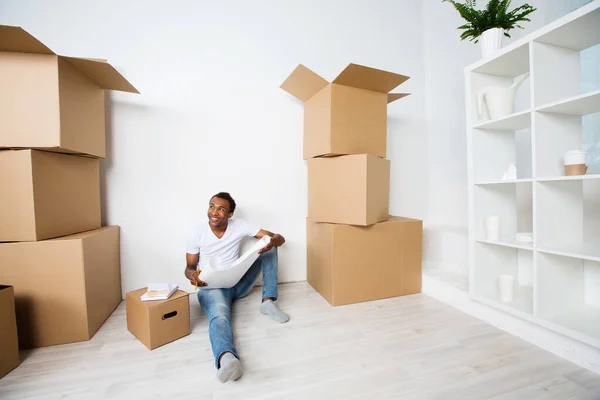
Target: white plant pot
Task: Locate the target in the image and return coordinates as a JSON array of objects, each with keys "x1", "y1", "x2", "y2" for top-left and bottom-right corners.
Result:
[{"x1": 481, "y1": 28, "x2": 504, "y2": 58}]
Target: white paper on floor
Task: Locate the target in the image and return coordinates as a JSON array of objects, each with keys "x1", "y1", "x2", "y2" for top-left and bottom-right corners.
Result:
[{"x1": 198, "y1": 235, "x2": 271, "y2": 289}]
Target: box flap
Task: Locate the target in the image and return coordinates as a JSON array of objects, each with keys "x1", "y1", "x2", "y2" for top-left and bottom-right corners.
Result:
[
  {"x1": 0, "y1": 25, "x2": 55, "y2": 55},
  {"x1": 387, "y1": 93, "x2": 410, "y2": 104},
  {"x1": 332, "y1": 63, "x2": 409, "y2": 93},
  {"x1": 280, "y1": 64, "x2": 329, "y2": 102},
  {"x1": 61, "y1": 56, "x2": 139, "y2": 93}
]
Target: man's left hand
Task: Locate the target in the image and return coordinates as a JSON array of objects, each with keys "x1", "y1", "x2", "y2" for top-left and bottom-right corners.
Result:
[
  {"x1": 258, "y1": 239, "x2": 274, "y2": 254},
  {"x1": 258, "y1": 234, "x2": 283, "y2": 254}
]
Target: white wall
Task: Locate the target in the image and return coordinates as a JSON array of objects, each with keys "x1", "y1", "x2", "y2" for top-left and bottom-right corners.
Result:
[
  {"x1": 0, "y1": 0, "x2": 427, "y2": 294},
  {"x1": 1, "y1": 0, "x2": 593, "y2": 295}
]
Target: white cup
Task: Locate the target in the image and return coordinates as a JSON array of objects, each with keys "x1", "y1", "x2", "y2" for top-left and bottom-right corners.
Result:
[
  {"x1": 485, "y1": 216, "x2": 500, "y2": 241},
  {"x1": 498, "y1": 274, "x2": 516, "y2": 302},
  {"x1": 563, "y1": 150, "x2": 587, "y2": 166}
]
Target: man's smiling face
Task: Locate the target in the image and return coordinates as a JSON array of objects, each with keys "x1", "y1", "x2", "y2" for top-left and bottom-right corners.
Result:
[{"x1": 207, "y1": 196, "x2": 233, "y2": 229}]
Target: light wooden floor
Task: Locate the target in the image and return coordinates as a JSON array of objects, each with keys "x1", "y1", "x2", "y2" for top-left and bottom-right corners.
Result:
[{"x1": 1, "y1": 282, "x2": 599, "y2": 399}]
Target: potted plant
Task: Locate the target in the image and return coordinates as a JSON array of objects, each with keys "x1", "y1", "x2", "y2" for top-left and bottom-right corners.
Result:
[{"x1": 442, "y1": 0, "x2": 536, "y2": 58}]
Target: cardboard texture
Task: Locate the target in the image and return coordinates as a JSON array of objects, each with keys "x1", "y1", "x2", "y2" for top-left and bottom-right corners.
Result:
[
  {"x1": 0, "y1": 227, "x2": 121, "y2": 349},
  {"x1": 307, "y1": 217, "x2": 422, "y2": 306},
  {"x1": 280, "y1": 63, "x2": 410, "y2": 159},
  {"x1": 126, "y1": 288, "x2": 190, "y2": 350},
  {"x1": 0, "y1": 25, "x2": 138, "y2": 158},
  {"x1": 565, "y1": 164, "x2": 587, "y2": 176},
  {"x1": 308, "y1": 154, "x2": 390, "y2": 226},
  {"x1": 0, "y1": 149, "x2": 101, "y2": 242},
  {"x1": 0, "y1": 285, "x2": 20, "y2": 378}
]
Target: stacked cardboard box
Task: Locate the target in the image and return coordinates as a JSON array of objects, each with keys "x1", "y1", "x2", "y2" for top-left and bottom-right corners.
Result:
[
  {"x1": 0, "y1": 25, "x2": 138, "y2": 349},
  {"x1": 281, "y1": 64, "x2": 423, "y2": 306},
  {"x1": 0, "y1": 285, "x2": 19, "y2": 378}
]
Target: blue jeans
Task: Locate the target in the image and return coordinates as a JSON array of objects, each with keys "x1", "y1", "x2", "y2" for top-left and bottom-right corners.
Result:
[{"x1": 197, "y1": 247, "x2": 279, "y2": 369}]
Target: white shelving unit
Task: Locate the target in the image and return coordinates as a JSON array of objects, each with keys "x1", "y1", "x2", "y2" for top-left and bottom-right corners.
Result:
[{"x1": 465, "y1": 1, "x2": 600, "y2": 349}]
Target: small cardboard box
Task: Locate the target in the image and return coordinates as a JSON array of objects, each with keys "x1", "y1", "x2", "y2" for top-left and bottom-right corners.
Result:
[
  {"x1": 0, "y1": 149, "x2": 100, "y2": 242},
  {"x1": 308, "y1": 154, "x2": 390, "y2": 226},
  {"x1": 0, "y1": 227, "x2": 121, "y2": 349},
  {"x1": 307, "y1": 217, "x2": 422, "y2": 306},
  {"x1": 126, "y1": 288, "x2": 190, "y2": 350},
  {"x1": 280, "y1": 63, "x2": 409, "y2": 159},
  {"x1": 0, "y1": 285, "x2": 19, "y2": 378},
  {"x1": 0, "y1": 25, "x2": 138, "y2": 158}
]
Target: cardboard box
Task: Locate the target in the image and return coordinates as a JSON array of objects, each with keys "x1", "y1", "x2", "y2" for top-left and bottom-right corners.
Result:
[
  {"x1": 126, "y1": 288, "x2": 190, "y2": 350},
  {"x1": 280, "y1": 63, "x2": 410, "y2": 159},
  {"x1": 0, "y1": 227, "x2": 121, "y2": 349},
  {"x1": 308, "y1": 154, "x2": 390, "y2": 226},
  {"x1": 307, "y1": 217, "x2": 422, "y2": 306},
  {"x1": 0, "y1": 285, "x2": 19, "y2": 378},
  {"x1": 0, "y1": 25, "x2": 138, "y2": 158},
  {"x1": 0, "y1": 149, "x2": 100, "y2": 242}
]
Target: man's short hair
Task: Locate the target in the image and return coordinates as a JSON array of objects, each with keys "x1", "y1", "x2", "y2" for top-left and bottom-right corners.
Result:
[{"x1": 212, "y1": 192, "x2": 236, "y2": 213}]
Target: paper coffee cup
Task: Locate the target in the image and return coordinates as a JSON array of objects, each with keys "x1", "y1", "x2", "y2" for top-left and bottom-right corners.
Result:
[
  {"x1": 498, "y1": 274, "x2": 516, "y2": 303},
  {"x1": 485, "y1": 216, "x2": 500, "y2": 241},
  {"x1": 563, "y1": 150, "x2": 587, "y2": 165},
  {"x1": 565, "y1": 164, "x2": 587, "y2": 176}
]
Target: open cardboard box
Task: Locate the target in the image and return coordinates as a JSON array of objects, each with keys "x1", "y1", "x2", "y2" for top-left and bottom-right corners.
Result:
[
  {"x1": 280, "y1": 63, "x2": 410, "y2": 159},
  {"x1": 0, "y1": 25, "x2": 139, "y2": 158},
  {"x1": 0, "y1": 227, "x2": 121, "y2": 349},
  {"x1": 0, "y1": 149, "x2": 100, "y2": 242}
]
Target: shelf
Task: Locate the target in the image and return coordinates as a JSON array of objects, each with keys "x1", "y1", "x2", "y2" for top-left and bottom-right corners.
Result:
[
  {"x1": 537, "y1": 253, "x2": 600, "y2": 344},
  {"x1": 476, "y1": 238, "x2": 533, "y2": 251},
  {"x1": 474, "y1": 286, "x2": 534, "y2": 316},
  {"x1": 536, "y1": 174, "x2": 600, "y2": 182},
  {"x1": 537, "y1": 90, "x2": 600, "y2": 116},
  {"x1": 472, "y1": 127, "x2": 532, "y2": 183},
  {"x1": 474, "y1": 243, "x2": 534, "y2": 317},
  {"x1": 535, "y1": 7, "x2": 600, "y2": 51},
  {"x1": 537, "y1": 243, "x2": 600, "y2": 263},
  {"x1": 475, "y1": 179, "x2": 533, "y2": 185},
  {"x1": 536, "y1": 179, "x2": 600, "y2": 261},
  {"x1": 466, "y1": 1, "x2": 600, "y2": 349},
  {"x1": 534, "y1": 111, "x2": 588, "y2": 177},
  {"x1": 473, "y1": 110, "x2": 531, "y2": 131},
  {"x1": 471, "y1": 42, "x2": 530, "y2": 77},
  {"x1": 540, "y1": 308, "x2": 600, "y2": 347}
]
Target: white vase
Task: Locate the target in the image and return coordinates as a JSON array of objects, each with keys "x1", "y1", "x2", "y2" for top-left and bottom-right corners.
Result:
[
  {"x1": 485, "y1": 216, "x2": 500, "y2": 241},
  {"x1": 498, "y1": 274, "x2": 516, "y2": 303},
  {"x1": 481, "y1": 28, "x2": 504, "y2": 58}
]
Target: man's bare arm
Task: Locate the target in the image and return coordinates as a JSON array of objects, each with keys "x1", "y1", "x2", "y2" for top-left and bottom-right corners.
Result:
[{"x1": 185, "y1": 253, "x2": 206, "y2": 286}]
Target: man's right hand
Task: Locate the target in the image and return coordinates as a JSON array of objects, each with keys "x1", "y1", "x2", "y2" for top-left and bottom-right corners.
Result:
[{"x1": 187, "y1": 269, "x2": 207, "y2": 287}]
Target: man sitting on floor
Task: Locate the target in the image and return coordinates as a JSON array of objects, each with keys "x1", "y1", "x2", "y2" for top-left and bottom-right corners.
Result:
[{"x1": 185, "y1": 192, "x2": 289, "y2": 383}]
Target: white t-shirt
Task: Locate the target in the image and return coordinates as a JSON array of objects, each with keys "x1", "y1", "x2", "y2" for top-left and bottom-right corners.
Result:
[{"x1": 186, "y1": 218, "x2": 261, "y2": 270}]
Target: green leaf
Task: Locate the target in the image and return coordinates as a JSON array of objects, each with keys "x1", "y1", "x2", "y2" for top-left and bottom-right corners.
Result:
[{"x1": 442, "y1": 0, "x2": 536, "y2": 40}]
